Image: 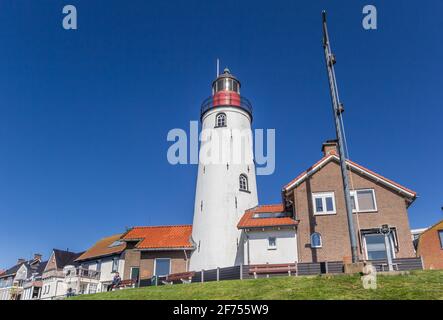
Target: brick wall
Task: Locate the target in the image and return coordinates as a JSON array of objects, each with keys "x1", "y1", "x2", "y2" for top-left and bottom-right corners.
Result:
[
  {"x1": 122, "y1": 247, "x2": 141, "y2": 280},
  {"x1": 417, "y1": 220, "x2": 443, "y2": 269},
  {"x1": 139, "y1": 251, "x2": 189, "y2": 280},
  {"x1": 292, "y1": 160, "x2": 415, "y2": 263}
]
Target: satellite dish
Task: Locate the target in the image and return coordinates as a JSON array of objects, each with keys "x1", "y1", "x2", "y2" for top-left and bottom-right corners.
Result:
[{"x1": 63, "y1": 265, "x2": 76, "y2": 276}]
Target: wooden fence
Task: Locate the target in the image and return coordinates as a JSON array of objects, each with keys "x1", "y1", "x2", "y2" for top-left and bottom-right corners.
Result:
[
  {"x1": 297, "y1": 257, "x2": 424, "y2": 275},
  {"x1": 139, "y1": 257, "x2": 423, "y2": 286}
]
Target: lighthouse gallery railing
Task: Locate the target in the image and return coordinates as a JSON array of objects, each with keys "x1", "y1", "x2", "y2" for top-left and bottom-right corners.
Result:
[{"x1": 200, "y1": 95, "x2": 253, "y2": 119}]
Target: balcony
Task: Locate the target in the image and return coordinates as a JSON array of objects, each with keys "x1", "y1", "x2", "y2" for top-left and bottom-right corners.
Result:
[
  {"x1": 64, "y1": 267, "x2": 100, "y2": 280},
  {"x1": 200, "y1": 95, "x2": 253, "y2": 120}
]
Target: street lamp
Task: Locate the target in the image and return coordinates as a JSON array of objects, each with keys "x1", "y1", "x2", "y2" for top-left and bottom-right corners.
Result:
[{"x1": 380, "y1": 224, "x2": 394, "y2": 271}]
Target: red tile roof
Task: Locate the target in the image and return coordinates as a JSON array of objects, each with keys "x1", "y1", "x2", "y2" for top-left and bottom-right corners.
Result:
[
  {"x1": 76, "y1": 233, "x2": 126, "y2": 262},
  {"x1": 237, "y1": 204, "x2": 298, "y2": 229},
  {"x1": 282, "y1": 153, "x2": 417, "y2": 198},
  {"x1": 122, "y1": 225, "x2": 193, "y2": 250}
]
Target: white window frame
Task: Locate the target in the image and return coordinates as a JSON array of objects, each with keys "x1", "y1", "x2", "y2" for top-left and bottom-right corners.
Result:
[
  {"x1": 153, "y1": 258, "x2": 171, "y2": 277},
  {"x1": 267, "y1": 237, "x2": 277, "y2": 250},
  {"x1": 363, "y1": 232, "x2": 396, "y2": 260},
  {"x1": 312, "y1": 192, "x2": 336, "y2": 215},
  {"x1": 310, "y1": 233, "x2": 322, "y2": 248},
  {"x1": 350, "y1": 189, "x2": 378, "y2": 213},
  {"x1": 88, "y1": 283, "x2": 97, "y2": 294},
  {"x1": 111, "y1": 257, "x2": 119, "y2": 273}
]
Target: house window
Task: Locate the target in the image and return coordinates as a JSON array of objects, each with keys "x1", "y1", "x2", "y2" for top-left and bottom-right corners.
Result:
[
  {"x1": 108, "y1": 240, "x2": 123, "y2": 248},
  {"x1": 88, "y1": 283, "x2": 97, "y2": 294},
  {"x1": 364, "y1": 233, "x2": 395, "y2": 260},
  {"x1": 311, "y1": 233, "x2": 322, "y2": 248},
  {"x1": 154, "y1": 258, "x2": 171, "y2": 277},
  {"x1": 96, "y1": 260, "x2": 101, "y2": 272},
  {"x1": 239, "y1": 174, "x2": 248, "y2": 191},
  {"x1": 268, "y1": 237, "x2": 277, "y2": 250},
  {"x1": 439, "y1": 230, "x2": 443, "y2": 249},
  {"x1": 350, "y1": 189, "x2": 377, "y2": 212},
  {"x1": 312, "y1": 192, "x2": 336, "y2": 215},
  {"x1": 112, "y1": 258, "x2": 119, "y2": 273},
  {"x1": 44, "y1": 284, "x2": 50, "y2": 295},
  {"x1": 215, "y1": 113, "x2": 226, "y2": 127}
]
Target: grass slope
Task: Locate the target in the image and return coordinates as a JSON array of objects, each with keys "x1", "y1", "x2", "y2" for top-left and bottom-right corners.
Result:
[{"x1": 71, "y1": 270, "x2": 443, "y2": 300}]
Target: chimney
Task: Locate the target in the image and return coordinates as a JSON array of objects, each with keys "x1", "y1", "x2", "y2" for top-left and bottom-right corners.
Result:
[
  {"x1": 33, "y1": 253, "x2": 42, "y2": 261},
  {"x1": 321, "y1": 139, "x2": 339, "y2": 156},
  {"x1": 17, "y1": 258, "x2": 26, "y2": 265}
]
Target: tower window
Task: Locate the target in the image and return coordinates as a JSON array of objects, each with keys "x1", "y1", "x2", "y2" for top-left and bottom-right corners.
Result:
[
  {"x1": 215, "y1": 113, "x2": 226, "y2": 127},
  {"x1": 239, "y1": 174, "x2": 249, "y2": 192}
]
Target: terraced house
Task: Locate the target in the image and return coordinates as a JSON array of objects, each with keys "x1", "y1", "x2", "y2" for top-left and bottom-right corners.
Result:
[
  {"x1": 0, "y1": 254, "x2": 46, "y2": 300},
  {"x1": 40, "y1": 249, "x2": 83, "y2": 300},
  {"x1": 21, "y1": 257, "x2": 47, "y2": 300}
]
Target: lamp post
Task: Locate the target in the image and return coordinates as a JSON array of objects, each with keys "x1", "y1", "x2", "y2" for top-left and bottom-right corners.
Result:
[
  {"x1": 380, "y1": 224, "x2": 394, "y2": 271},
  {"x1": 322, "y1": 11, "x2": 359, "y2": 263}
]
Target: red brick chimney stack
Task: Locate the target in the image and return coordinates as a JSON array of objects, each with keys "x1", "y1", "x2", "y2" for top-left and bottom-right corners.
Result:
[{"x1": 321, "y1": 139, "x2": 339, "y2": 156}]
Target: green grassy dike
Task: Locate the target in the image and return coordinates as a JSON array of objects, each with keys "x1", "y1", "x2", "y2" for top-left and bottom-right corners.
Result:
[{"x1": 70, "y1": 270, "x2": 443, "y2": 300}]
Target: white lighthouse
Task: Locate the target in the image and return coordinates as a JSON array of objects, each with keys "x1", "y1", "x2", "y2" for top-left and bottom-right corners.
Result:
[{"x1": 190, "y1": 68, "x2": 259, "y2": 270}]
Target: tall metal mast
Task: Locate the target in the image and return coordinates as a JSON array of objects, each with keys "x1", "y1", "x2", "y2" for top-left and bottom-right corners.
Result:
[{"x1": 322, "y1": 11, "x2": 359, "y2": 263}]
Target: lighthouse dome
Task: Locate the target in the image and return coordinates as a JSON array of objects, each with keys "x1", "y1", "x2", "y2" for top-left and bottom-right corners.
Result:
[{"x1": 212, "y1": 68, "x2": 241, "y2": 94}]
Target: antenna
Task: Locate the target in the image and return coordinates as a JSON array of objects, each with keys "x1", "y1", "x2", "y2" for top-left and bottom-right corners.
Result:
[
  {"x1": 322, "y1": 11, "x2": 359, "y2": 264},
  {"x1": 216, "y1": 58, "x2": 220, "y2": 77}
]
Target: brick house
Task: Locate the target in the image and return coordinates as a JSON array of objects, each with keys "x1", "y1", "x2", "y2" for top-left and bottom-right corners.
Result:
[
  {"x1": 121, "y1": 225, "x2": 194, "y2": 284},
  {"x1": 280, "y1": 140, "x2": 417, "y2": 263},
  {"x1": 416, "y1": 219, "x2": 443, "y2": 269},
  {"x1": 236, "y1": 140, "x2": 418, "y2": 267}
]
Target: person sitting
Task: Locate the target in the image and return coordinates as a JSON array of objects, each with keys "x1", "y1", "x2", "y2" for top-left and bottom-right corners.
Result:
[{"x1": 108, "y1": 272, "x2": 122, "y2": 291}]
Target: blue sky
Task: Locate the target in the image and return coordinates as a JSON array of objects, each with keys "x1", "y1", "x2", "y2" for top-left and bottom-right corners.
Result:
[{"x1": 0, "y1": 0, "x2": 442, "y2": 268}]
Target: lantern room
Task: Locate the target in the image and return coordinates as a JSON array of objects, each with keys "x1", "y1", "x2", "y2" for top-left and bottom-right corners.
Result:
[
  {"x1": 212, "y1": 68, "x2": 241, "y2": 95},
  {"x1": 200, "y1": 68, "x2": 253, "y2": 120}
]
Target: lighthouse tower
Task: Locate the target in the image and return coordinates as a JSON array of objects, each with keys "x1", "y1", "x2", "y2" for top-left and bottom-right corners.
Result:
[{"x1": 190, "y1": 68, "x2": 258, "y2": 270}]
